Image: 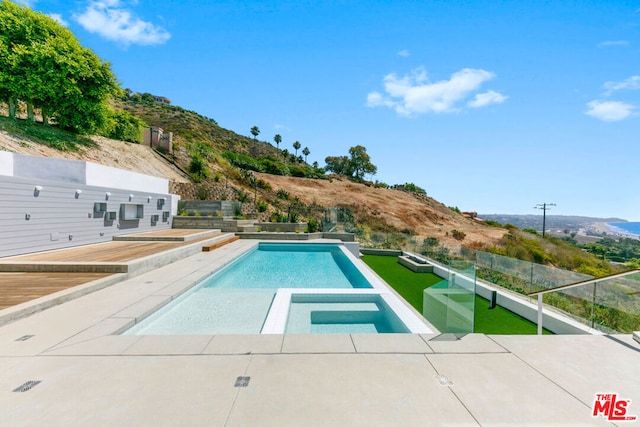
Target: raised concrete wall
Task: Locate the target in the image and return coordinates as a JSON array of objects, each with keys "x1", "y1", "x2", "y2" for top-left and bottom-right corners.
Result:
[
  {"x1": 86, "y1": 162, "x2": 168, "y2": 193},
  {"x1": 14, "y1": 154, "x2": 85, "y2": 184},
  {"x1": 0, "y1": 151, "x2": 14, "y2": 176}
]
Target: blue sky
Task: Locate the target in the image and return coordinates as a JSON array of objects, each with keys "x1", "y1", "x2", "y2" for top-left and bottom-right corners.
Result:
[{"x1": 22, "y1": 0, "x2": 640, "y2": 220}]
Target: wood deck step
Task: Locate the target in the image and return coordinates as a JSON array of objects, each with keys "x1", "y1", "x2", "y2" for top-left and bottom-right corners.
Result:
[{"x1": 202, "y1": 235, "x2": 240, "y2": 252}]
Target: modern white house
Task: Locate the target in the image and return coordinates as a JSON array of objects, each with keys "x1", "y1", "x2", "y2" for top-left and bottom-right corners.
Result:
[{"x1": 0, "y1": 152, "x2": 179, "y2": 257}]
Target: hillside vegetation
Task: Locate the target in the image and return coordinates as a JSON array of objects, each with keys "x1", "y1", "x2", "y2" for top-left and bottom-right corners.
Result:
[{"x1": 1, "y1": 99, "x2": 622, "y2": 278}]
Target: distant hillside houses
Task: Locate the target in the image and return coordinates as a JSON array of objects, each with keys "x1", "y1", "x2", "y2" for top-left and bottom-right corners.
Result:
[{"x1": 123, "y1": 89, "x2": 171, "y2": 105}]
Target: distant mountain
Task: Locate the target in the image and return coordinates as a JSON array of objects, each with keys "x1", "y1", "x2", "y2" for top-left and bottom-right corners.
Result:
[{"x1": 479, "y1": 214, "x2": 627, "y2": 232}]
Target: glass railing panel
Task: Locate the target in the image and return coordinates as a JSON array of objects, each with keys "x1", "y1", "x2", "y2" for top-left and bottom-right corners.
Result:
[{"x1": 423, "y1": 262, "x2": 475, "y2": 334}]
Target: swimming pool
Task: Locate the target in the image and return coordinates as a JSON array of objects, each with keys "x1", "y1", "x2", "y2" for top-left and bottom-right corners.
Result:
[
  {"x1": 198, "y1": 243, "x2": 372, "y2": 289},
  {"x1": 122, "y1": 242, "x2": 431, "y2": 335}
]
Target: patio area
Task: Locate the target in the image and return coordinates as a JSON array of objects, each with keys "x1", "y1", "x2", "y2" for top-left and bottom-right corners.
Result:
[{"x1": 0, "y1": 237, "x2": 638, "y2": 425}]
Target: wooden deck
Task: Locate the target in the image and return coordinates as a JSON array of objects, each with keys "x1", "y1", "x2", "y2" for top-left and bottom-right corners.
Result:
[
  {"x1": 0, "y1": 272, "x2": 113, "y2": 310},
  {"x1": 0, "y1": 229, "x2": 232, "y2": 310},
  {"x1": 4, "y1": 236, "x2": 215, "y2": 263}
]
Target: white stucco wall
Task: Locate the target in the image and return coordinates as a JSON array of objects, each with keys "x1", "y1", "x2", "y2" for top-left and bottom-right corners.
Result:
[
  {"x1": 85, "y1": 162, "x2": 168, "y2": 193},
  {"x1": 0, "y1": 152, "x2": 13, "y2": 177}
]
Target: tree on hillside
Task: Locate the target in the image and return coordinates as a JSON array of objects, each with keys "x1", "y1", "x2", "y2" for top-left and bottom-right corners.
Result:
[
  {"x1": 274, "y1": 134, "x2": 282, "y2": 156},
  {"x1": 324, "y1": 155, "x2": 353, "y2": 176},
  {"x1": 250, "y1": 125, "x2": 260, "y2": 140},
  {"x1": 325, "y1": 145, "x2": 377, "y2": 180},
  {"x1": 293, "y1": 140, "x2": 301, "y2": 157},
  {"x1": 302, "y1": 146, "x2": 310, "y2": 163},
  {"x1": 0, "y1": 0, "x2": 119, "y2": 133},
  {"x1": 349, "y1": 145, "x2": 377, "y2": 179}
]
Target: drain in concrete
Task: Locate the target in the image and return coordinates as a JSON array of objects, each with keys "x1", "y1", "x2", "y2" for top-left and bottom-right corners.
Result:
[
  {"x1": 234, "y1": 376, "x2": 250, "y2": 387},
  {"x1": 13, "y1": 381, "x2": 41, "y2": 392}
]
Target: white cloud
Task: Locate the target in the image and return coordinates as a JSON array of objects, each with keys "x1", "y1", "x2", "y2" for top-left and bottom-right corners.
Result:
[
  {"x1": 397, "y1": 49, "x2": 410, "y2": 57},
  {"x1": 467, "y1": 90, "x2": 508, "y2": 108},
  {"x1": 585, "y1": 100, "x2": 635, "y2": 121},
  {"x1": 274, "y1": 124, "x2": 291, "y2": 132},
  {"x1": 48, "y1": 13, "x2": 68, "y2": 27},
  {"x1": 366, "y1": 67, "x2": 504, "y2": 115},
  {"x1": 597, "y1": 40, "x2": 630, "y2": 48},
  {"x1": 603, "y1": 75, "x2": 640, "y2": 95},
  {"x1": 74, "y1": 0, "x2": 170, "y2": 46}
]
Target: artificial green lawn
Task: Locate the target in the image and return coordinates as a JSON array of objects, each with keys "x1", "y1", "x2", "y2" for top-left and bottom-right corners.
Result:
[{"x1": 362, "y1": 254, "x2": 552, "y2": 335}]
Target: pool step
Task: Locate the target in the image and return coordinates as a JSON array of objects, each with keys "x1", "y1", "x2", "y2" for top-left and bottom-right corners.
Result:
[{"x1": 202, "y1": 235, "x2": 240, "y2": 252}]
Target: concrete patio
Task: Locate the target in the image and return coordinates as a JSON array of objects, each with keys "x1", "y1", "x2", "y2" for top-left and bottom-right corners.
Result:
[{"x1": 0, "y1": 238, "x2": 638, "y2": 426}]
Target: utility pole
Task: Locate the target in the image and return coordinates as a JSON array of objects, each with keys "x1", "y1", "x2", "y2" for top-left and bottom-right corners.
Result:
[{"x1": 534, "y1": 203, "x2": 556, "y2": 237}]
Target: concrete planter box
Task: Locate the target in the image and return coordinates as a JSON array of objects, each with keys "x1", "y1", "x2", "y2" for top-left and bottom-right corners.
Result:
[
  {"x1": 398, "y1": 255, "x2": 434, "y2": 273},
  {"x1": 360, "y1": 248, "x2": 402, "y2": 256},
  {"x1": 257, "y1": 222, "x2": 307, "y2": 233},
  {"x1": 173, "y1": 217, "x2": 256, "y2": 232},
  {"x1": 238, "y1": 232, "x2": 323, "y2": 240}
]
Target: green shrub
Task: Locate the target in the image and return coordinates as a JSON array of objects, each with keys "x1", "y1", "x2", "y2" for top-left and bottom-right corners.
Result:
[
  {"x1": 222, "y1": 151, "x2": 261, "y2": 171},
  {"x1": 423, "y1": 237, "x2": 439, "y2": 247},
  {"x1": 105, "y1": 109, "x2": 147, "y2": 143},
  {"x1": 237, "y1": 190, "x2": 250, "y2": 203},
  {"x1": 277, "y1": 189, "x2": 290, "y2": 200},
  {"x1": 196, "y1": 185, "x2": 209, "y2": 200},
  {"x1": 270, "y1": 211, "x2": 287, "y2": 223},
  {"x1": 256, "y1": 200, "x2": 268, "y2": 212},
  {"x1": 256, "y1": 178, "x2": 271, "y2": 191},
  {"x1": 259, "y1": 157, "x2": 290, "y2": 175},
  {"x1": 307, "y1": 217, "x2": 320, "y2": 233},
  {"x1": 451, "y1": 229, "x2": 466, "y2": 241},
  {"x1": 189, "y1": 153, "x2": 208, "y2": 181}
]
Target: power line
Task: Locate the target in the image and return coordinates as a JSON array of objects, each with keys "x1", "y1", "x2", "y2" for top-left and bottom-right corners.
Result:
[{"x1": 534, "y1": 203, "x2": 556, "y2": 237}]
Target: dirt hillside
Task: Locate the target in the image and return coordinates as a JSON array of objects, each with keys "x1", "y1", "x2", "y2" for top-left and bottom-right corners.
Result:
[
  {"x1": 0, "y1": 130, "x2": 190, "y2": 182},
  {"x1": 256, "y1": 173, "x2": 506, "y2": 247}
]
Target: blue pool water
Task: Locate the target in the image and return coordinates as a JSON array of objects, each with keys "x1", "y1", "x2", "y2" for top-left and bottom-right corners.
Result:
[
  {"x1": 286, "y1": 294, "x2": 410, "y2": 334},
  {"x1": 123, "y1": 243, "x2": 385, "y2": 335},
  {"x1": 200, "y1": 243, "x2": 372, "y2": 289}
]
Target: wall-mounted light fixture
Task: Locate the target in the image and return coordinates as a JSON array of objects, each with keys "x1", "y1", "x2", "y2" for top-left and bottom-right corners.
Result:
[
  {"x1": 129, "y1": 194, "x2": 134, "y2": 201},
  {"x1": 75, "y1": 189, "x2": 82, "y2": 198},
  {"x1": 105, "y1": 192, "x2": 111, "y2": 200},
  {"x1": 147, "y1": 196, "x2": 153, "y2": 202},
  {"x1": 33, "y1": 185, "x2": 43, "y2": 196}
]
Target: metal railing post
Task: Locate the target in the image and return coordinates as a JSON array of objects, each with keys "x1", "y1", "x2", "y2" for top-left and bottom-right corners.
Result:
[{"x1": 537, "y1": 294, "x2": 543, "y2": 335}]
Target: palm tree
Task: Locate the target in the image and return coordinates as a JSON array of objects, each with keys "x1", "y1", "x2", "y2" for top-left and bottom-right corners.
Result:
[
  {"x1": 293, "y1": 140, "x2": 301, "y2": 157},
  {"x1": 249, "y1": 126, "x2": 260, "y2": 156},
  {"x1": 274, "y1": 134, "x2": 282, "y2": 156},
  {"x1": 302, "y1": 147, "x2": 310, "y2": 163},
  {"x1": 250, "y1": 126, "x2": 260, "y2": 140}
]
